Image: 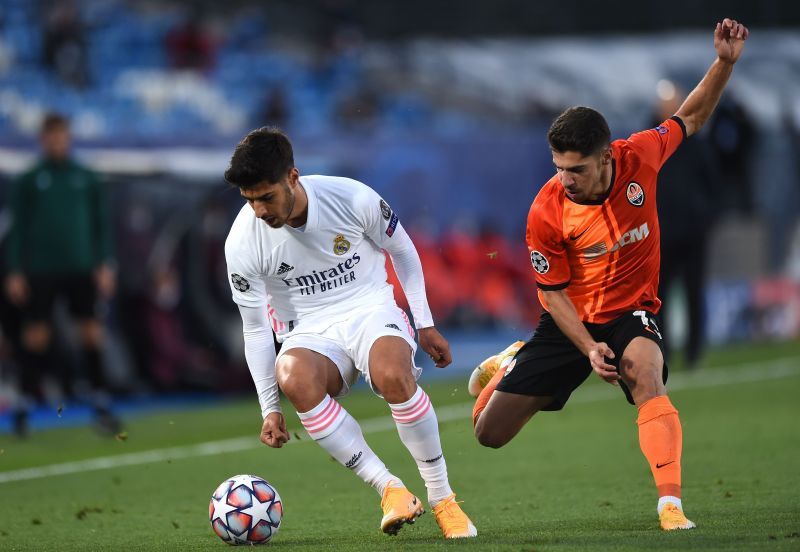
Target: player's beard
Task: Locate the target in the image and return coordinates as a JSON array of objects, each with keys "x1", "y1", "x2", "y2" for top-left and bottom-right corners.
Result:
[{"x1": 263, "y1": 182, "x2": 296, "y2": 229}]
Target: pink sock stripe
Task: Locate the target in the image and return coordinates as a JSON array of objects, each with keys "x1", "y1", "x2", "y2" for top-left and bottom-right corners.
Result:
[
  {"x1": 303, "y1": 402, "x2": 343, "y2": 435},
  {"x1": 302, "y1": 401, "x2": 342, "y2": 434},
  {"x1": 390, "y1": 389, "x2": 427, "y2": 415},
  {"x1": 299, "y1": 396, "x2": 334, "y2": 423},
  {"x1": 301, "y1": 399, "x2": 338, "y2": 430},
  {"x1": 392, "y1": 393, "x2": 431, "y2": 423}
]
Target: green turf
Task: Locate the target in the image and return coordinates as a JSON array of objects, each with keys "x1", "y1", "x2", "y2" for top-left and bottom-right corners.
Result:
[{"x1": 0, "y1": 342, "x2": 798, "y2": 551}]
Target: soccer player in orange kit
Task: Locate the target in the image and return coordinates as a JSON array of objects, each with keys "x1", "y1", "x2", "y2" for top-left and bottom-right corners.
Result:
[{"x1": 470, "y1": 18, "x2": 749, "y2": 530}]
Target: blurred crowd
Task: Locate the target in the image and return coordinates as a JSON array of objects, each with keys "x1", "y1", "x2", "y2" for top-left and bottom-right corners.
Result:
[{"x1": 0, "y1": 1, "x2": 798, "y2": 431}]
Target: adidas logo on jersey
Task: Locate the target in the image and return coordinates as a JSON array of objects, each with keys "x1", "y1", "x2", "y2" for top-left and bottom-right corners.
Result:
[{"x1": 276, "y1": 262, "x2": 294, "y2": 275}]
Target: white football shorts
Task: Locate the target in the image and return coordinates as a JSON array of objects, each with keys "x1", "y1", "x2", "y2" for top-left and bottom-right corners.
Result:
[{"x1": 276, "y1": 303, "x2": 420, "y2": 398}]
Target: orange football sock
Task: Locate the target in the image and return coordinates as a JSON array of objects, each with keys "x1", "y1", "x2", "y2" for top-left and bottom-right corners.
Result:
[
  {"x1": 637, "y1": 395, "x2": 682, "y2": 498},
  {"x1": 472, "y1": 367, "x2": 506, "y2": 427}
]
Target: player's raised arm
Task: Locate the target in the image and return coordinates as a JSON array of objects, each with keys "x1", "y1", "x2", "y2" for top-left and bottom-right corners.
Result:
[{"x1": 675, "y1": 18, "x2": 749, "y2": 137}]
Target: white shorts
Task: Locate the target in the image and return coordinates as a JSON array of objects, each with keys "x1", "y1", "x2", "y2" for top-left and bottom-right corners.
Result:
[{"x1": 276, "y1": 303, "x2": 420, "y2": 398}]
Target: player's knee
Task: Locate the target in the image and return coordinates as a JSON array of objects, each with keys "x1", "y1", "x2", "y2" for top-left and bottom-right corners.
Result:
[
  {"x1": 374, "y1": 366, "x2": 416, "y2": 403},
  {"x1": 22, "y1": 324, "x2": 51, "y2": 352},
  {"x1": 79, "y1": 320, "x2": 104, "y2": 348},
  {"x1": 474, "y1": 419, "x2": 507, "y2": 449},
  {"x1": 620, "y1": 359, "x2": 664, "y2": 404}
]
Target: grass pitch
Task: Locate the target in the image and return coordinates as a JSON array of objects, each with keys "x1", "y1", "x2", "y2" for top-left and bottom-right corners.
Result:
[{"x1": 0, "y1": 340, "x2": 798, "y2": 551}]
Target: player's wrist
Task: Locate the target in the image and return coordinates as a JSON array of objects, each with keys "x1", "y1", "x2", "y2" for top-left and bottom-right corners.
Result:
[
  {"x1": 715, "y1": 56, "x2": 736, "y2": 67},
  {"x1": 582, "y1": 340, "x2": 600, "y2": 357}
]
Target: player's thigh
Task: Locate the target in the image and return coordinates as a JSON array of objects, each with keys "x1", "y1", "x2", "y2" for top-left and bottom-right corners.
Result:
[
  {"x1": 275, "y1": 345, "x2": 345, "y2": 411},
  {"x1": 475, "y1": 391, "x2": 552, "y2": 449},
  {"x1": 348, "y1": 304, "x2": 420, "y2": 401},
  {"x1": 618, "y1": 336, "x2": 665, "y2": 405}
]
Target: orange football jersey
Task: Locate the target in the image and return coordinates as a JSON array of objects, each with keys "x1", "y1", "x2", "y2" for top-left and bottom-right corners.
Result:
[{"x1": 527, "y1": 116, "x2": 686, "y2": 323}]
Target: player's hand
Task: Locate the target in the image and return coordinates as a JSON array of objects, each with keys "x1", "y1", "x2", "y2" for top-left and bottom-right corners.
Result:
[
  {"x1": 260, "y1": 412, "x2": 290, "y2": 448},
  {"x1": 94, "y1": 264, "x2": 117, "y2": 299},
  {"x1": 418, "y1": 327, "x2": 452, "y2": 368},
  {"x1": 588, "y1": 342, "x2": 618, "y2": 385},
  {"x1": 4, "y1": 273, "x2": 29, "y2": 306},
  {"x1": 715, "y1": 18, "x2": 748, "y2": 65}
]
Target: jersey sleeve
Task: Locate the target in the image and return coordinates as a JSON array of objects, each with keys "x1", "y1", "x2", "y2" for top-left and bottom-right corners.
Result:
[
  {"x1": 627, "y1": 116, "x2": 687, "y2": 172},
  {"x1": 526, "y1": 200, "x2": 570, "y2": 290},
  {"x1": 353, "y1": 183, "x2": 403, "y2": 250},
  {"x1": 354, "y1": 183, "x2": 435, "y2": 328},
  {"x1": 224, "y1": 235, "x2": 268, "y2": 308}
]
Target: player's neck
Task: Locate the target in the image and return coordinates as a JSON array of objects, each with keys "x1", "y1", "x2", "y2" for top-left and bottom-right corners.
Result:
[
  {"x1": 286, "y1": 181, "x2": 309, "y2": 228},
  {"x1": 589, "y1": 161, "x2": 614, "y2": 200}
]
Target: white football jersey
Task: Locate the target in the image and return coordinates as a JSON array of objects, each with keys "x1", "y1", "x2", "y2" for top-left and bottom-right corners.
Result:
[{"x1": 225, "y1": 175, "x2": 411, "y2": 340}]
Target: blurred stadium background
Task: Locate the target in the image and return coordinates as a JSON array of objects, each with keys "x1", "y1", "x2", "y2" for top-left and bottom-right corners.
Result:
[{"x1": 0, "y1": 0, "x2": 799, "y2": 425}]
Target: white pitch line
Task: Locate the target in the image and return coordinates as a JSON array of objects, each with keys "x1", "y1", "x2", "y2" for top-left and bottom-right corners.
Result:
[{"x1": 0, "y1": 356, "x2": 798, "y2": 485}]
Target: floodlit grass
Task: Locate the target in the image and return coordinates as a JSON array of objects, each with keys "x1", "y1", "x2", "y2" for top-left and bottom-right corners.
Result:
[{"x1": 0, "y1": 341, "x2": 798, "y2": 550}]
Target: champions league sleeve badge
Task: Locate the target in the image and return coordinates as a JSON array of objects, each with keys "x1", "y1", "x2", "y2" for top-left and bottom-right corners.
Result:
[
  {"x1": 379, "y1": 199, "x2": 392, "y2": 220},
  {"x1": 231, "y1": 273, "x2": 250, "y2": 292},
  {"x1": 530, "y1": 250, "x2": 550, "y2": 274}
]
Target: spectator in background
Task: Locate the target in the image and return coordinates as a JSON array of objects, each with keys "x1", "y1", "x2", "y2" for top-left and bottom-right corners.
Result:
[
  {"x1": 260, "y1": 86, "x2": 290, "y2": 129},
  {"x1": 336, "y1": 86, "x2": 381, "y2": 132},
  {"x1": 3, "y1": 113, "x2": 119, "y2": 437},
  {"x1": 140, "y1": 266, "x2": 217, "y2": 390},
  {"x1": 707, "y1": 96, "x2": 755, "y2": 214},
  {"x1": 165, "y1": 11, "x2": 216, "y2": 72},
  {"x1": 42, "y1": 0, "x2": 90, "y2": 88},
  {"x1": 652, "y1": 82, "x2": 721, "y2": 369}
]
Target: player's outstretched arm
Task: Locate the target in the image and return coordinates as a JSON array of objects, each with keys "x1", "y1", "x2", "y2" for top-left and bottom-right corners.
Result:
[
  {"x1": 237, "y1": 304, "x2": 288, "y2": 447},
  {"x1": 676, "y1": 18, "x2": 749, "y2": 137},
  {"x1": 541, "y1": 289, "x2": 619, "y2": 384}
]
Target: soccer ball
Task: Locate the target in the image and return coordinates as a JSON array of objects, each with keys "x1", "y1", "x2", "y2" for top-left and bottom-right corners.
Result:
[{"x1": 209, "y1": 474, "x2": 283, "y2": 545}]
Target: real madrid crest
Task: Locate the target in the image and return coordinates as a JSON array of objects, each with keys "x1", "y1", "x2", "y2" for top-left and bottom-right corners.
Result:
[{"x1": 333, "y1": 234, "x2": 351, "y2": 256}]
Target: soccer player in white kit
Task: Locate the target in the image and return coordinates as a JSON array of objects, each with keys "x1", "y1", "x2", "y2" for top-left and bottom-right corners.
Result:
[{"x1": 223, "y1": 127, "x2": 476, "y2": 538}]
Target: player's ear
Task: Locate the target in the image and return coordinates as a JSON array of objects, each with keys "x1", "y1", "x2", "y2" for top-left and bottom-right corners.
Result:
[
  {"x1": 288, "y1": 167, "x2": 300, "y2": 186},
  {"x1": 600, "y1": 147, "x2": 612, "y2": 165}
]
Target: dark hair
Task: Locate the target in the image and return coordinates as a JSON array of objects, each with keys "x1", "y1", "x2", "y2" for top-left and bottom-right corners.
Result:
[
  {"x1": 224, "y1": 126, "x2": 295, "y2": 188},
  {"x1": 547, "y1": 106, "x2": 610, "y2": 157},
  {"x1": 41, "y1": 112, "x2": 69, "y2": 133}
]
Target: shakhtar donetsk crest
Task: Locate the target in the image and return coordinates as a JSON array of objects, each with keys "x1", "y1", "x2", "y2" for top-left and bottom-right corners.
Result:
[
  {"x1": 626, "y1": 182, "x2": 645, "y2": 207},
  {"x1": 333, "y1": 234, "x2": 351, "y2": 256}
]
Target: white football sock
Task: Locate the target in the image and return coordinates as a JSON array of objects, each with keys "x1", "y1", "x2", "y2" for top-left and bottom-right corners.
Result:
[
  {"x1": 298, "y1": 394, "x2": 399, "y2": 495},
  {"x1": 658, "y1": 495, "x2": 683, "y2": 514},
  {"x1": 389, "y1": 386, "x2": 453, "y2": 506}
]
